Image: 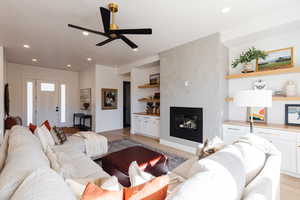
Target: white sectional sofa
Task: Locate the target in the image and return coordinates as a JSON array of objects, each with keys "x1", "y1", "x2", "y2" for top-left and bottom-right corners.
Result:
[{"x1": 0, "y1": 126, "x2": 281, "y2": 200}]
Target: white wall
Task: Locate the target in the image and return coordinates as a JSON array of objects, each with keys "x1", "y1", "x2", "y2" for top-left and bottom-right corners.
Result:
[
  {"x1": 94, "y1": 65, "x2": 123, "y2": 133},
  {"x1": 131, "y1": 63, "x2": 160, "y2": 115},
  {"x1": 227, "y1": 27, "x2": 300, "y2": 124},
  {"x1": 0, "y1": 47, "x2": 4, "y2": 139},
  {"x1": 7, "y1": 63, "x2": 80, "y2": 127}
]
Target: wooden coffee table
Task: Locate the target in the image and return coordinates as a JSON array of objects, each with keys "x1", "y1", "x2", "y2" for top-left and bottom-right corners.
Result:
[{"x1": 101, "y1": 146, "x2": 168, "y2": 187}]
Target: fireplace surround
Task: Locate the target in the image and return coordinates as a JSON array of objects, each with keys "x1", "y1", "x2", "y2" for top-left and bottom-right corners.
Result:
[{"x1": 170, "y1": 107, "x2": 203, "y2": 143}]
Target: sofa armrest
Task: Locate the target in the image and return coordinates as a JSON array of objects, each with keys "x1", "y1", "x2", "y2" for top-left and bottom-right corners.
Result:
[{"x1": 242, "y1": 153, "x2": 281, "y2": 200}]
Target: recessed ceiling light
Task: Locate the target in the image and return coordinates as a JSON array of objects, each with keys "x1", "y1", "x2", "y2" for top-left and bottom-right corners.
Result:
[
  {"x1": 87, "y1": 58, "x2": 92, "y2": 61},
  {"x1": 82, "y1": 31, "x2": 89, "y2": 36},
  {"x1": 23, "y1": 44, "x2": 30, "y2": 48},
  {"x1": 67, "y1": 64, "x2": 71, "y2": 68},
  {"x1": 133, "y1": 48, "x2": 139, "y2": 52},
  {"x1": 221, "y1": 7, "x2": 231, "y2": 13},
  {"x1": 32, "y1": 58, "x2": 38, "y2": 62}
]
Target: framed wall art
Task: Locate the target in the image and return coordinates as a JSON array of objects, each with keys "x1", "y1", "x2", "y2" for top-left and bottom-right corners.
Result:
[
  {"x1": 102, "y1": 88, "x2": 118, "y2": 110},
  {"x1": 247, "y1": 107, "x2": 267, "y2": 123},
  {"x1": 256, "y1": 47, "x2": 294, "y2": 72},
  {"x1": 285, "y1": 104, "x2": 300, "y2": 126}
]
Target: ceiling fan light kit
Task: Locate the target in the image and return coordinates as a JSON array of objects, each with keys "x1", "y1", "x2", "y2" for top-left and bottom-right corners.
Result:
[{"x1": 68, "y1": 3, "x2": 152, "y2": 50}]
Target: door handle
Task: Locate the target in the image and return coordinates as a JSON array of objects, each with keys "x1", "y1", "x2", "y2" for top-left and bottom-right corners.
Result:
[{"x1": 56, "y1": 106, "x2": 59, "y2": 112}]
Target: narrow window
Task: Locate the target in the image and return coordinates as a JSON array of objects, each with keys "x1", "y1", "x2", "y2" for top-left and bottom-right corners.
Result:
[
  {"x1": 60, "y1": 84, "x2": 66, "y2": 123},
  {"x1": 40, "y1": 83, "x2": 55, "y2": 92},
  {"x1": 27, "y1": 82, "x2": 33, "y2": 125}
]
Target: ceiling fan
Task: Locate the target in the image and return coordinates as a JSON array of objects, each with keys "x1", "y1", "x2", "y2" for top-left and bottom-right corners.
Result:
[{"x1": 68, "y1": 3, "x2": 152, "y2": 51}]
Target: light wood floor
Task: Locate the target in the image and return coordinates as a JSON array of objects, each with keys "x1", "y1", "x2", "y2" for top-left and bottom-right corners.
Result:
[{"x1": 101, "y1": 128, "x2": 300, "y2": 200}]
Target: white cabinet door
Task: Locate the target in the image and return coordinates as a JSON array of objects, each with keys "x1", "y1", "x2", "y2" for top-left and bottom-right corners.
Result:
[
  {"x1": 256, "y1": 131, "x2": 297, "y2": 173},
  {"x1": 141, "y1": 117, "x2": 151, "y2": 136},
  {"x1": 272, "y1": 139, "x2": 297, "y2": 173},
  {"x1": 132, "y1": 115, "x2": 142, "y2": 134},
  {"x1": 148, "y1": 118, "x2": 160, "y2": 138},
  {"x1": 223, "y1": 125, "x2": 247, "y2": 145}
]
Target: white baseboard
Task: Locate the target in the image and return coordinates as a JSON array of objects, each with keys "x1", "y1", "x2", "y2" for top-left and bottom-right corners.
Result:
[{"x1": 159, "y1": 139, "x2": 196, "y2": 154}]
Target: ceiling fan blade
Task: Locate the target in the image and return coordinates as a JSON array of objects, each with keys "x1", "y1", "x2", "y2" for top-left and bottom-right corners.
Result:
[
  {"x1": 119, "y1": 35, "x2": 138, "y2": 49},
  {"x1": 111, "y1": 29, "x2": 152, "y2": 35},
  {"x1": 68, "y1": 24, "x2": 107, "y2": 37},
  {"x1": 100, "y1": 7, "x2": 110, "y2": 33},
  {"x1": 96, "y1": 38, "x2": 115, "y2": 46}
]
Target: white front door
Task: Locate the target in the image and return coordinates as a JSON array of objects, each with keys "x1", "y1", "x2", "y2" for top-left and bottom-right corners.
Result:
[{"x1": 36, "y1": 80, "x2": 59, "y2": 126}]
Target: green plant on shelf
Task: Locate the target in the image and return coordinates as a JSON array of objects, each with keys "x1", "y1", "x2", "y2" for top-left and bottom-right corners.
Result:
[{"x1": 232, "y1": 47, "x2": 267, "y2": 68}]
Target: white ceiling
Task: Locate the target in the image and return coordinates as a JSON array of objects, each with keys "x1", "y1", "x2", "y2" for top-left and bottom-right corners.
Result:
[{"x1": 0, "y1": 0, "x2": 300, "y2": 71}]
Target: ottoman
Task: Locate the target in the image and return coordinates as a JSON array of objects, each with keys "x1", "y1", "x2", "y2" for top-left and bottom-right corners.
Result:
[{"x1": 101, "y1": 146, "x2": 168, "y2": 187}]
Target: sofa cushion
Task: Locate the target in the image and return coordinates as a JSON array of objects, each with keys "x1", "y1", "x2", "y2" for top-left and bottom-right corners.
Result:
[
  {"x1": 0, "y1": 126, "x2": 50, "y2": 199},
  {"x1": 172, "y1": 145, "x2": 246, "y2": 200},
  {"x1": 10, "y1": 168, "x2": 76, "y2": 200},
  {"x1": 34, "y1": 125, "x2": 55, "y2": 151},
  {"x1": 234, "y1": 142, "x2": 266, "y2": 185}
]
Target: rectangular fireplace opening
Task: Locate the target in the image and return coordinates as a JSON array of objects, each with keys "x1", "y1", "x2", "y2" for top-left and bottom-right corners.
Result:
[{"x1": 170, "y1": 107, "x2": 203, "y2": 143}]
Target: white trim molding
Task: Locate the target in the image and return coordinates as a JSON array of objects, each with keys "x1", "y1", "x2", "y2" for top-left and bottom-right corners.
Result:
[{"x1": 159, "y1": 139, "x2": 197, "y2": 154}]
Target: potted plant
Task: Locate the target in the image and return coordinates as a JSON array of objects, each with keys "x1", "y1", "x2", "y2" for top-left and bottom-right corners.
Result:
[{"x1": 232, "y1": 47, "x2": 267, "y2": 73}]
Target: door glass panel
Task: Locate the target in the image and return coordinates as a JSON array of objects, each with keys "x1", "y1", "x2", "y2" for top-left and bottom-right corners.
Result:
[
  {"x1": 27, "y1": 82, "x2": 33, "y2": 125},
  {"x1": 40, "y1": 83, "x2": 55, "y2": 92},
  {"x1": 60, "y1": 84, "x2": 66, "y2": 123}
]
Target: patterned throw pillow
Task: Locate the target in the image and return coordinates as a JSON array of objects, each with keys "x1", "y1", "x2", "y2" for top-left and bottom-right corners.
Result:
[{"x1": 52, "y1": 126, "x2": 67, "y2": 144}]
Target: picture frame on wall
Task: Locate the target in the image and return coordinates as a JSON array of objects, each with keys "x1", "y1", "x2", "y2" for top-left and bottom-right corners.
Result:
[
  {"x1": 285, "y1": 104, "x2": 300, "y2": 126},
  {"x1": 102, "y1": 88, "x2": 118, "y2": 110},
  {"x1": 247, "y1": 107, "x2": 267, "y2": 123},
  {"x1": 256, "y1": 47, "x2": 294, "y2": 72},
  {"x1": 80, "y1": 88, "x2": 91, "y2": 110}
]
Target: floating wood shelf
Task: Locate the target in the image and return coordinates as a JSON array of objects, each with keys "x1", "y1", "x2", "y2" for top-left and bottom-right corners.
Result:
[
  {"x1": 133, "y1": 112, "x2": 160, "y2": 117},
  {"x1": 138, "y1": 84, "x2": 160, "y2": 89},
  {"x1": 226, "y1": 96, "x2": 300, "y2": 102},
  {"x1": 138, "y1": 98, "x2": 160, "y2": 103},
  {"x1": 225, "y1": 67, "x2": 300, "y2": 80}
]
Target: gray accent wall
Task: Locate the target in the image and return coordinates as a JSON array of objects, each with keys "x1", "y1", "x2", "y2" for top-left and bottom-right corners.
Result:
[{"x1": 159, "y1": 33, "x2": 229, "y2": 148}]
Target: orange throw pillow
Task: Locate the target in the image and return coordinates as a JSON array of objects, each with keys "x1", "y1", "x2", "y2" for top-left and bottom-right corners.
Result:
[
  {"x1": 124, "y1": 175, "x2": 169, "y2": 200},
  {"x1": 29, "y1": 120, "x2": 51, "y2": 133},
  {"x1": 29, "y1": 123, "x2": 37, "y2": 133},
  {"x1": 42, "y1": 120, "x2": 51, "y2": 131},
  {"x1": 81, "y1": 183, "x2": 123, "y2": 200}
]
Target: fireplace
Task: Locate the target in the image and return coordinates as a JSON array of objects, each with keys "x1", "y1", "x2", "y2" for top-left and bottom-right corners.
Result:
[{"x1": 170, "y1": 107, "x2": 203, "y2": 143}]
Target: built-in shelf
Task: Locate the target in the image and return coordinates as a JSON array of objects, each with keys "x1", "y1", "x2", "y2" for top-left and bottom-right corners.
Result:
[
  {"x1": 225, "y1": 96, "x2": 300, "y2": 102},
  {"x1": 138, "y1": 98, "x2": 160, "y2": 103},
  {"x1": 225, "y1": 67, "x2": 300, "y2": 80},
  {"x1": 133, "y1": 112, "x2": 160, "y2": 117},
  {"x1": 138, "y1": 84, "x2": 160, "y2": 88}
]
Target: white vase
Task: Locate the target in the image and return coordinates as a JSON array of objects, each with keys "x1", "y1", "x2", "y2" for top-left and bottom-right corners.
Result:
[
  {"x1": 243, "y1": 63, "x2": 254, "y2": 72},
  {"x1": 286, "y1": 81, "x2": 297, "y2": 97}
]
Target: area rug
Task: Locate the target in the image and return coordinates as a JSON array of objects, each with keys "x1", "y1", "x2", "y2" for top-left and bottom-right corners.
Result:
[{"x1": 106, "y1": 139, "x2": 187, "y2": 171}]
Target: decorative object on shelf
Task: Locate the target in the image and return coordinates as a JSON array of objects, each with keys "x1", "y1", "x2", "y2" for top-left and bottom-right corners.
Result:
[
  {"x1": 149, "y1": 73, "x2": 160, "y2": 85},
  {"x1": 102, "y1": 88, "x2": 118, "y2": 110},
  {"x1": 154, "y1": 92, "x2": 160, "y2": 100},
  {"x1": 80, "y1": 88, "x2": 91, "y2": 110},
  {"x1": 273, "y1": 90, "x2": 285, "y2": 97},
  {"x1": 253, "y1": 80, "x2": 267, "y2": 90},
  {"x1": 145, "y1": 102, "x2": 154, "y2": 114},
  {"x1": 234, "y1": 90, "x2": 272, "y2": 133},
  {"x1": 285, "y1": 104, "x2": 300, "y2": 126},
  {"x1": 256, "y1": 47, "x2": 294, "y2": 72},
  {"x1": 286, "y1": 81, "x2": 297, "y2": 97},
  {"x1": 232, "y1": 47, "x2": 267, "y2": 73},
  {"x1": 247, "y1": 107, "x2": 267, "y2": 123}
]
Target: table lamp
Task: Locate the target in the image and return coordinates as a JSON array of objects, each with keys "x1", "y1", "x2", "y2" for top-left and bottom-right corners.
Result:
[{"x1": 234, "y1": 90, "x2": 272, "y2": 133}]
